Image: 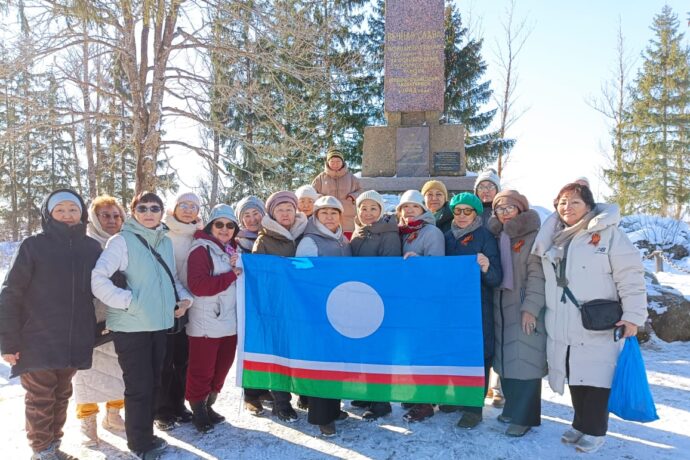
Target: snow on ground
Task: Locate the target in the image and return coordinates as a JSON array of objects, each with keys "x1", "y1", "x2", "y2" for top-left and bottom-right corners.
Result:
[{"x1": 1, "y1": 336, "x2": 688, "y2": 460}]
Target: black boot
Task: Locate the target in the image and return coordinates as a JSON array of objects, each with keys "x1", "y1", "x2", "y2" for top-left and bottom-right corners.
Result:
[
  {"x1": 190, "y1": 399, "x2": 214, "y2": 433},
  {"x1": 206, "y1": 392, "x2": 225, "y2": 424}
]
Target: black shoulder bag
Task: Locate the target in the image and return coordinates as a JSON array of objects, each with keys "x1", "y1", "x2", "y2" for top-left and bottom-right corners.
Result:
[
  {"x1": 134, "y1": 234, "x2": 188, "y2": 334},
  {"x1": 553, "y1": 260, "x2": 622, "y2": 331}
]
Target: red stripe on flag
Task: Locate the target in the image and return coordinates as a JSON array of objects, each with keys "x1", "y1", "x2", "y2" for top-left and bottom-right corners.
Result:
[{"x1": 244, "y1": 361, "x2": 483, "y2": 387}]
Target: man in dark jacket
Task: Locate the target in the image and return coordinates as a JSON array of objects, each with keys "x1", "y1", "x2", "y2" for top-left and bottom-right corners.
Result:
[{"x1": 0, "y1": 189, "x2": 102, "y2": 460}]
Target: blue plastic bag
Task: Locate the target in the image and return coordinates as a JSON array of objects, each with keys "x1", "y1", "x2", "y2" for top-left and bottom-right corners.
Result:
[{"x1": 608, "y1": 337, "x2": 659, "y2": 422}]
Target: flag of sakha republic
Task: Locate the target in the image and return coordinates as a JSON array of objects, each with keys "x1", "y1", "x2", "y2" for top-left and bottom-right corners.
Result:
[{"x1": 237, "y1": 254, "x2": 485, "y2": 407}]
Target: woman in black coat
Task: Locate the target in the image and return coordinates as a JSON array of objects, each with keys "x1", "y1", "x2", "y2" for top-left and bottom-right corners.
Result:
[{"x1": 0, "y1": 189, "x2": 102, "y2": 459}]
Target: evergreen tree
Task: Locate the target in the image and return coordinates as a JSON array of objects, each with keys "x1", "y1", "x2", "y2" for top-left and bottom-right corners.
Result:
[{"x1": 628, "y1": 5, "x2": 690, "y2": 218}]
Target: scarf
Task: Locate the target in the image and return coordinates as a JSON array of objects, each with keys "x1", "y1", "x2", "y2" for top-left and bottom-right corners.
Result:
[
  {"x1": 499, "y1": 231, "x2": 514, "y2": 290},
  {"x1": 450, "y1": 215, "x2": 482, "y2": 241},
  {"x1": 547, "y1": 207, "x2": 598, "y2": 265},
  {"x1": 399, "y1": 218, "x2": 425, "y2": 243}
]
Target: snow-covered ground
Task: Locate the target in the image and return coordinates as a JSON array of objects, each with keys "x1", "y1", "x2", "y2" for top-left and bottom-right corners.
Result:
[{"x1": 1, "y1": 336, "x2": 688, "y2": 460}]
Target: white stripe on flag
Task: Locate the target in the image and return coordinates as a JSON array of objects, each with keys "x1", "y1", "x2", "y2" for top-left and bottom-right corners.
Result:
[{"x1": 243, "y1": 352, "x2": 484, "y2": 376}]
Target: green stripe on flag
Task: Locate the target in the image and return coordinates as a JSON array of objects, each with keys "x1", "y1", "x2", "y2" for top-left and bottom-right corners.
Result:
[{"x1": 243, "y1": 369, "x2": 485, "y2": 406}]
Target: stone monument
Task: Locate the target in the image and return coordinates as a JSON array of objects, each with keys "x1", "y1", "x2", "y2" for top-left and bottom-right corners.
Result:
[{"x1": 360, "y1": 0, "x2": 474, "y2": 192}]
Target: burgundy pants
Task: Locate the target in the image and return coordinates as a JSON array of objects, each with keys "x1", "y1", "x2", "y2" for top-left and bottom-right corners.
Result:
[
  {"x1": 21, "y1": 368, "x2": 76, "y2": 453},
  {"x1": 186, "y1": 335, "x2": 237, "y2": 403}
]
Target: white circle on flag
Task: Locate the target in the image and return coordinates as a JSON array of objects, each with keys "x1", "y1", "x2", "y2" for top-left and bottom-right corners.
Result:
[{"x1": 326, "y1": 281, "x2": 384, "y2": 339}]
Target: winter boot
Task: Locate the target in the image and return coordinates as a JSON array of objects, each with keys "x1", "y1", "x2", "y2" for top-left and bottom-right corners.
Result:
[
  {"x1": 362, "y1": 402, "x2": 392, "y2": 421},
  {"x1": 402, "y1": 404, "x2": 434, "y2": 423},
  {"x1": 319, "y1": 422, "x2": 336, "y2": 437},
  {"x1": 190, "y1": 399, "x2": 214, "y2": 434},
  {"x1": 206, "y1": 392, "x2": 225, "y2": 424},
  {"x1": 175, "y1": 405, "x2": 194, "y2": 423},
  {"x1": 575, "y1": 434, "x2": 606, "y2": 453},
  {"x1": 561, "y1": 427, "x2": 584, "y2": 444},
  {"x1": 79, "y1": 414, "x2": 99, "y2": 447},
  {"x1": 102, "y1": 407, "x2": 125, "y2": 432}
]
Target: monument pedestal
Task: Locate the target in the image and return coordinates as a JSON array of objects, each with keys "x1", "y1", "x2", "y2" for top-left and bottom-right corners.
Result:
[{"x1": 359, "y1": 175, "x2": 475, "y2": 194}]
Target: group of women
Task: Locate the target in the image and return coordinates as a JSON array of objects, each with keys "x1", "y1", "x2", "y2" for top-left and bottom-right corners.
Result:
[{"x1": 0, "y1": 151, "x2": 648, "y2": 459}]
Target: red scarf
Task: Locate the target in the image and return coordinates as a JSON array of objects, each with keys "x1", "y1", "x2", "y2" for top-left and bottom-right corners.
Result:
[{"x1": 399, "y1": 218, "x2": 425, "y2": 243}]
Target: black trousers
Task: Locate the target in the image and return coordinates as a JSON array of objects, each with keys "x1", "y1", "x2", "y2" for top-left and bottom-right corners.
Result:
[
  {"x1": 460, "y1": 356, "x2": 492, "y2": 415},
  {"x1": 307, "y1": 397, "x2": 341, "y2": 426},
  {"x1": 113, "y1": 330, "x2": 167, "y2": 453},
  {"x1": 569, "y1": 385, "x2": 611, "y2": 436},
  {"x1": 155, "y1": 330, "x2": 189, "y2": 419},
  {"x1": 500, "y1": 377, "x2": 542, "y2": 426},
  {"x1": 244, "y1": 388, "x2": 271, "y2": 401}
]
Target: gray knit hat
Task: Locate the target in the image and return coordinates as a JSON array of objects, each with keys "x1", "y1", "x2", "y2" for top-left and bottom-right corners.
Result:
[
  {"x1": 474, "y1": 168, "x2": 502, "y2": 194},
  {"x1": 356, "y1": 190, "x2": 385, "y2": 211},
  {"x1": 236, "y1": 196, "x2": 266, "y2": 221}
]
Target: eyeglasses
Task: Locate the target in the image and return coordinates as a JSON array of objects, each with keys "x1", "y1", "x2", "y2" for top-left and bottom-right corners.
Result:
[
  {"x1": 178, "y1": 203, "x2": 199, "y2": 211},
  {"x1": 97, "y1": 212, "x2": 122, "y2": 220},
  {"x1": 453, "y1": 207, "x2": 476, "y2": 216},
  {"x1": 494, "y1": 205, "x2": 517, "y2": 215},
  {"x1": 213, "y1": 221, "x2": 236, "y2": 230},
  {"x1": 135, "y1": 205, "x2": 162, "y2": 214},
  {"x1": 476, "y1": 184, "x2": 497, "y2": 192}
]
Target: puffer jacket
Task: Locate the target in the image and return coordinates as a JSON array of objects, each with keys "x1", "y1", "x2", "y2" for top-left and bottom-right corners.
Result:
[
  {"x1": 186, "y1": 231, "x2": 238, "y2": 338},
  {"x1": 433, "y1": 202, "x2": 453, "y2": 234},
  {"x1": 91, "y1": 217, "x2": 193, "y2": 333},
  {"x1": 400, "y1": 211, "x2": 445, "y2": 257},
  {"x1": 163, "y1": 213, "x2": 201, "y2": 288},
  {"x1": 296, "y1": 218, "x2": 352, "y2": 257},
  {"x1": 350, "y1": 214, "x2": 402, "y2": 257},
  {"x1": 445, "y1": 220, "x2": 502, "y2": 358},
  {"x1": 253, "y1": 213, "x2": 308, "y2": 257},
  {"x1": 488, "y1": 210, "x2": 547, "y2": 380},
  {"x1": 0, "y1": 189, "x2": 102, "y2": 378},
  {"x1": 532, "y1": 204, "x2": 648, "y2": 394},
  {"x1": 311, "y1": 165, "x2": 363, "y2": 232}
]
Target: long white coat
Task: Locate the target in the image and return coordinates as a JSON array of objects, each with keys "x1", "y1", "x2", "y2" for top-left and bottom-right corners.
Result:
[{"x1": 531, "y1": 204, "x2": 647, "y2": 394}]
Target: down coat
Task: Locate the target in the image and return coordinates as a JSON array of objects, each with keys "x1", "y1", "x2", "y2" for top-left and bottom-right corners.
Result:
[
  {"x1": 311, "y1": 165, "x2": 362, "y2": 233},
  {"x1": 186, "y1": 231, "x2": 239, "y2": 338},
  {"x1": 400, "y1": 211, "x2": 445, "y2": 257},
  {"x1": 532, "y1": 204, "x2": 648, "y2": 394},
  {"x1": 0, "y1": 189, "x2": 102, "y2": 378},
  {"x1": 350, "y1": 214, "x2": 402, "y2": 257},
  {"x1": 297, "y1": 218, "x2": 352, "y2": 257},
  {"x1": 488, "y1": 210, "x2": 547, "y2": 380},
  {"x1": 252, "y1": 213, "x2": 308, "y2": 257}
]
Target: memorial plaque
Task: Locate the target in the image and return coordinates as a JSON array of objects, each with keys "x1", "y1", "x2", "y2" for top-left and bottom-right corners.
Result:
[
  {"x1": 396, "y1": 126, "x2": 429, "y2": 177},
  {"x1": 384, "y1": 0, "x2": 445, "y2": 112},
  {"x1": 433, "y1": 152, "x2": 461, "y2": 175}
]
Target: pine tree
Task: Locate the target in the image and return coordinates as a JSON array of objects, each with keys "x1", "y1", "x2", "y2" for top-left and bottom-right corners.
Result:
[{"x1": 628, "y1": 5, "x2": 690, "y2": 218}]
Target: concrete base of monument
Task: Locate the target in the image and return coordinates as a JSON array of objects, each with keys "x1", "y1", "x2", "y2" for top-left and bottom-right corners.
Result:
[{"x1": 359, "y1": 175, "x2": 476, "y2": 193}]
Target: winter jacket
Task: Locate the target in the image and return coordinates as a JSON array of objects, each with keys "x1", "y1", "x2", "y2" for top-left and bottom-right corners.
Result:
[
  {"x1": 74, "y1": 204, "x2": 126, "y2": 404},
  {"x1": 480, "y1": 203, "x2": 493, "y2": 228},
  {"x1": 433, "y1": 202, "x2": 453, "y2": 234},
  {"x1": 91, "y1": 217, "x2": 193, "y2": 333},
  {"x1": 445, "y1": 222, "x2": 502, "y2": 358},
  {"x1": 186, "y1": 231, "x2": 238, "y2": 338},
  {"x1": 252, "y1": 213, "x2": 308, "y2": 257},
  {"x1": 488, "y1": 210, "x2": 547, "y2": 380},
  {"x1": 532, "y1": 205, "x2": 648, "y2": 394},
  {"x1": 237, "y1": 230, "x2": 259, "y2": 254},
  {"x1": 311, "y1": 165, "x2": 363, "y2": 232},
  {"x1": 401, "y1": 211, "x2": 445, "y2": 257},
  {"x1": 297, "y1": 218, "x2": 352, "y2": 257},
  {"x1": 0, "y1": 189, "x2": 102, "y2": 378},
  {"x1": 350, "y1": 214, "x2": 402, "y2": 257},
  {"x1": 163, "y1": 213, "x2": 201, "y2": 288}
]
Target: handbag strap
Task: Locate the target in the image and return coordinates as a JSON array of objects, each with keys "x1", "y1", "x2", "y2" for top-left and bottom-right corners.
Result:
[
  {"x1": 551, "y1": 261, "x2": 581, "y2": 310},
  {"x1": 134, "y1": 234, "x2": 180, "y2": 302}
]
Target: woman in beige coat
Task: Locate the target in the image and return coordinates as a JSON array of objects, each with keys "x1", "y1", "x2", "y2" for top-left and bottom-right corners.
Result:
[{"x1": 532, "y1": 183, "x2": 647, "y2": 454}]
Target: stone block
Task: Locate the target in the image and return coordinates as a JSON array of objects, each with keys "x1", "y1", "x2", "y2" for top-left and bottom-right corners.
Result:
[
  {"x1": 430, "y1": 124, "x2": 465, "y2": 175},
  {"x1": 396, "y1": 126, "x2": 430, "y2": 177},
  {"x1": 362, "y1": 126, "x2": 397, "y2": 177}
]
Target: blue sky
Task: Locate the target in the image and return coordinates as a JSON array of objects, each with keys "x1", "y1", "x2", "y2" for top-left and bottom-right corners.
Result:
[{"x1": 457, "y1": 0, "x2": 690, "y2": 207}]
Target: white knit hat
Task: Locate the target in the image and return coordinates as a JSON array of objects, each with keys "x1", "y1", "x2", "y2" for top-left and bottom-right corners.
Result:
[
  {"x1": 356, "y1": 190, "x2": 384, "y2": 211},
  {"x1": 313, "y1": 195, "x2": 344, "y2": 214},
  {"x1": 396, "y1": 190, "x2": 428, "y2": 213},
  {"x1": 295, "y1": 185, "x2": 320, "y2": 201},
  {"x1": 474, "y1": 168, "x2": 501, "y2": 194}
]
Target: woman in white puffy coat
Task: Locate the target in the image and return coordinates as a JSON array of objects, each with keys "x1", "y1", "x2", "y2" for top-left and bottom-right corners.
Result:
[
  {"x1": 185, "y1": 204, "x2": 243, "y2": 433},
  {"x1": 532, "y1": 183, "x2": 647, "y2": 453}
]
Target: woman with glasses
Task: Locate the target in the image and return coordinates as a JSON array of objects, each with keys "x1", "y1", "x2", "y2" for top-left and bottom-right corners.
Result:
[
  {"x1": 531, "y1": 183, "x2": 646, "y2": 453},
  {"x1": 444, "y1": 192, "x2": 502, "y2": 430},
  {"x1": 185, "y1": 204, "x2": 243, "y2": 433},
  {"x1": 487, "y1": 191, "x2": 546, "y2": 437},
  {"x1": 250, "y1": 191, "x2": 308, "y2": 421},
  {"x1": 474, "y1": 169, "x2": 502, "y2": 227},
  {"x1": 154, "y1": 192, "x2": 202, "y2": 430},
  {"x1": 74, "y1": 195, "x2": 127, "y2": 446},
  {"x1": 91, "y1": 191, "x2": 193, "y2": 460}
]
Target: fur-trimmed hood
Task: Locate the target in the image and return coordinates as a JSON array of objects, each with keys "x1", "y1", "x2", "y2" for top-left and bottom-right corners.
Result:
[{"x1": 488, "y1": 209, "x2": 541, "y2": 239}]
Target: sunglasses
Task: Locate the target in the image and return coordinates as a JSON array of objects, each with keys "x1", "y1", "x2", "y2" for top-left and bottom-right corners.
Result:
[
  {"x1": 453, "y1": 208, "x2": 476, "y2": 216},
  {"x1": 178, "y1": 203, "x2": 199, "y2": 211},
  {"x1": 213, "y1": 221, "x2": 236, "y2": 230},
  {"x1": 135, "y1": 205, "x2": 162, "y2": 214},
  {"x1": 97, "y1": 212, "x2": 122, "y2": 220},
  {"x1": 494, "y1": 205, "x2": 517, "y2": 215}
]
